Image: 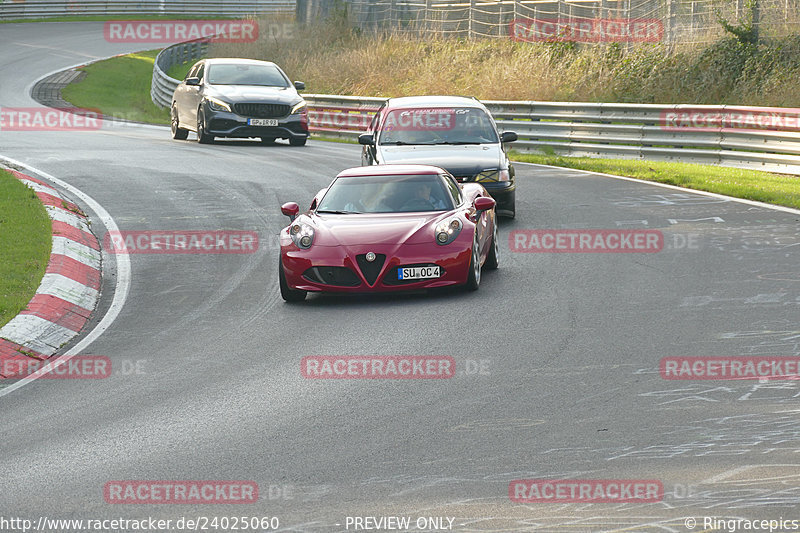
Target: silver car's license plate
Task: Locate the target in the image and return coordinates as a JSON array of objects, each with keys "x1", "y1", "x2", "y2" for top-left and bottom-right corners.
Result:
[
  {"x1": 248, "y1": 118, "x2": 278, "y2": 126},
  {"x1": 398, "y1": 266, "x2": 440, "y2": 280}
]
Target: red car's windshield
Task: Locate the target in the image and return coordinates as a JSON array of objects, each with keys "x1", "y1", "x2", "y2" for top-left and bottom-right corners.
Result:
[{"x1": 317, "y1": 174, "x2": 455, "y2": 213}]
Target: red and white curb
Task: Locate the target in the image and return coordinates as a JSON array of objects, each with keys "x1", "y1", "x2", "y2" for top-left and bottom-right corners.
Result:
[{"x1": 0, "y1": 169, "x2": 101, "y2": 378}]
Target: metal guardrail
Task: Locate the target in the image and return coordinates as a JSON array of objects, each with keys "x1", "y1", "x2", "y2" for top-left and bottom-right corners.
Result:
[
  {"x1": 0, "y1": 0, "x2": 294, "y2": 20},
  {"x1": 150, "y1": 46, "x2": 800, "y2": 174},
  {"x1": 304, "y1": 98, "x2": 800, "y2": 174},
  {"x1": 151, "y1": 38, "x2": 209, "y2": 108}
]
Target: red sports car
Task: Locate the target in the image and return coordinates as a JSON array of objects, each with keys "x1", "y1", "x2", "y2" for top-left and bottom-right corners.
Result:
[{"x1": 278, "y1": 164, "x2": 499, "y2": 301}]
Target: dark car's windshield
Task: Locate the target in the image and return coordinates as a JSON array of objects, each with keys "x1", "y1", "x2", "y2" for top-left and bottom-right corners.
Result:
[
  {"x1": 317, "y1": 174, "x2": 455, "y2": 213},
  {"x1": 206, "y1": 63, "x2": 289, "y2": 87},
  {"x1": 379, "y1": 107, "x2": 499, "y2": 145}
]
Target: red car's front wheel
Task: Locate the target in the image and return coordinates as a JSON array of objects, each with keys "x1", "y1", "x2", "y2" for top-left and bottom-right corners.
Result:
[
  {"x1": 465, "y1": 234, "x2": 481, "y2": 291},
  {"x1": 279, "y1": 259, "x2": 307, "y2": 302}
]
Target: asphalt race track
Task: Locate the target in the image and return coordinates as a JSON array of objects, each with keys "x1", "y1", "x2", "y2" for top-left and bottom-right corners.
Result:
[{"x1": 2, "y1": 22, "x2": 800, "y2": 533}]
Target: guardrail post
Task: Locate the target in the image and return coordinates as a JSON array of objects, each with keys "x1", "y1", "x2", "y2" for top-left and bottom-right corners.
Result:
[{"x1": 468, "y1": 0, "x2": 475, "y2": 38}]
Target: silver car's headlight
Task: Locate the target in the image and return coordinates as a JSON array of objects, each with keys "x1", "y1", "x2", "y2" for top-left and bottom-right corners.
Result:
[
  {"x1": 434, "y1": 217, "x2": 462, "y2": 245},
  {"x1": 291, "y1": 101, "x2": 307, "y2": 114},
  {"x1": 205, "y1": 97, "x2": 232, "y2": 112},
  {"x1": 290, "y1": 222, "x2": 314, "y2": 249}
]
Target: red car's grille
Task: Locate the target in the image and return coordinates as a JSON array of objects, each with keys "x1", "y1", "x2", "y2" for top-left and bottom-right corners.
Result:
[
  {"x1": 303, "y1": 266, "x2": 361, "y2": 287},
  {"x1": 355, "y1": 254, "x2": 386, "y2": 286}
]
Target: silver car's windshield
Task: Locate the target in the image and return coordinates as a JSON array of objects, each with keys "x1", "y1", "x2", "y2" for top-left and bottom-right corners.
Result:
[
  {"x1": 317, "y1": 174, "x2": 455, "y2": 214},
  {"x1": 206, "y1": 64, "x2": 289, "y2": 87},
  {"x1": 379, "y1": 107, "x2": 499, "y2": 145}
]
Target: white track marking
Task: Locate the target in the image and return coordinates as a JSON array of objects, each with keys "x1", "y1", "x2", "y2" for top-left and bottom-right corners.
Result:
[
  {"x1": 518, "y1": 161, "x2": 800, "y2": 216},
  {"x1": 0, "y1": 156, "x2": 131, "y2": 397}
]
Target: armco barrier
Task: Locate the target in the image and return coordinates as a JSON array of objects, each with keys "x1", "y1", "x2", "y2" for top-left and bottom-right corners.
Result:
[
  {"x1": 151, "y1": 38, "x2": 210, "y2": 108},
  {"x1": 0, "y1": 1, "x2": 294, "y2": 20},
  {"x1": 150, "y1": 43, "x2": 800, "y2": 174}
]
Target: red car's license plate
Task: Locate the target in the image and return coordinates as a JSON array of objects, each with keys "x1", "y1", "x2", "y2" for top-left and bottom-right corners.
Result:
[{"x1": 398, "y1": 266, "x2": 440, "y2": 280}]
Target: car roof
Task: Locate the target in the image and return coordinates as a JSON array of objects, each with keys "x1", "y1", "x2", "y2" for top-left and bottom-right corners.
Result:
[
  {"x1": 203, "y1": 58, "x2": 278, "y2": 68},
  {"x1": 385, "y1": 95, "x2": 484, "y2": 109},
  {"x1": 336, "y1": 165, "x2": 448, "y2": 178}
]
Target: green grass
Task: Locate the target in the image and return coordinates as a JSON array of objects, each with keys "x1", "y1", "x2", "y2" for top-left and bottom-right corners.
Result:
[
  {"x1": 0, "y1": 170, "x2": 52, "y2": 329},
  {"x1": 511, "y1": 151, "x2": 800, "y2": 210},
  {"x1": 61, "y1": 50, "x2": 170, "y2": 125},
  {"x1": 166, "y1": 60, "x2": 196, "y2": 81}
]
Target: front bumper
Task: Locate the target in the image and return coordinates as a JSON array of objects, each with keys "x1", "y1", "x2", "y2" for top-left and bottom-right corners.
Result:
[
  {"x1": 280, "y1": 238, "x2": 473, "y2": 293},
  {"x1": 204, "y1": 108, "x2": 308, "y2": 140},
  {"x1": 478, "y1": 181, "x2": 515, "y2": 217}
]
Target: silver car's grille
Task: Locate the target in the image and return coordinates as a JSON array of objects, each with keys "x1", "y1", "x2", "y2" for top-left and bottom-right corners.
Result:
[{"x1": 233, "y1": 103, "x2": 291, "y2": 118}]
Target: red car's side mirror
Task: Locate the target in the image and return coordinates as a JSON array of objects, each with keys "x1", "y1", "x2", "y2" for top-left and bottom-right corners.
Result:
[
  {"x1": 281, "y1": 202, "x2": 300, "y2": 221},
  {"x1": 474, "y1": 196, "x2": 496, "y2": 212}
]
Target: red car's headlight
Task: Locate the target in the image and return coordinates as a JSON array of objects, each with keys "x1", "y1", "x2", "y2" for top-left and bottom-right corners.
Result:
[
  {"x1": 434, "y1": 217, "x2": 462, "y2": 245},
  {"x1": 290, "y1": 222, "x2": 314, "y2": 249}
]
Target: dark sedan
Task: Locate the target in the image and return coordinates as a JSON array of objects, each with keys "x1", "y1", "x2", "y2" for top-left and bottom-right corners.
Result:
[
  {"x1": 358, "y1": 96, "x2": 517, "y2": 218},
  {"x1": 171, "y1": 58, "x2": 309, "y2": 146}
]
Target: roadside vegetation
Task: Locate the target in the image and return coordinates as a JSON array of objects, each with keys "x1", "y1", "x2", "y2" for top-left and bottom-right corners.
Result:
[
  {"x1": 0, "y1": 170, "x2": 52, "y2": 329},
  {"x1": 512, "y1": 152, "x2": 800, "y2": 210},
  {"x1": 208, "y1": 13, "x2": 800, "y2": 107},
  {"x1": 61, "y1": 50, "x2": 169, "y2": 125}
]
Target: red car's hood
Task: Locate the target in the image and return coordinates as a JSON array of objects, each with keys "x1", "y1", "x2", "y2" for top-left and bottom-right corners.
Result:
[{"x1": 309, "y1": 211, "x2": 452, "y2": 247}]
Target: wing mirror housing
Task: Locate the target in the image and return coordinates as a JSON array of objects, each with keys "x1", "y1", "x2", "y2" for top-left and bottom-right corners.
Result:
[
  {"x1": 281, "y1": 202, "x2": 300, "y2": 221},
  {"x1": 294, "y1": 81, "x2": 306, "y2": 90},
  {"x1": 358, "y1": 133, "x2": 375, "y2": 146},
  {"x1": 501, "y1": 131, "x2": 518, "y2": 143},
  {"x1": 474, "y1": 196, "x2": 496, "y2": 212},
  {"x1": 185, "y1": 77, "x2": 201, "y2": 86}
]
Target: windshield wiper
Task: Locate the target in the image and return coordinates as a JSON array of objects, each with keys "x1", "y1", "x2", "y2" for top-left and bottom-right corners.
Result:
[
  {"x1": 316, "y1": 209, "x2": 362, "y2": 214},
  {"x1": 430, "y1": 141, "x2": 483, "y2": 145}
]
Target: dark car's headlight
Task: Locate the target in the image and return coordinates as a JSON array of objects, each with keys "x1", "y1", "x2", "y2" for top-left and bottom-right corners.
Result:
[
  {"x1": 205, "y1": 97, "x2": 232, "y2": 113},
  {"x1": 434, "y1": 217, "x2": 462, "y2": 245},
  {"x1": 291, "y1": 101, "x2": 307, "y2": 114},
  {"x1": 290, "y1": 222, "x2": 314, "y2": 249},
  {"x1": 476, "y1": 169, "x2": 511, "y2": 182}
]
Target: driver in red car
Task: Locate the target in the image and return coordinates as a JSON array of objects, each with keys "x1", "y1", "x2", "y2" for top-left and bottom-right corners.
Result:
[{"x1": 402, "y1": 182, "x2": 448, "y2": 211}]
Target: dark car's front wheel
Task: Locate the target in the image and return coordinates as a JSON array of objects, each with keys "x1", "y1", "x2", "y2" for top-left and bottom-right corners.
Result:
[
  {"x1": 289, "y1": 137, "x2": 307, "y2": 147},
  {"x1": 196, "y1": 109, "x2": 214, "y2": 144},
  {"x1": 485, "y1": 219, "x2": 499, "y2": 270},
  {"x1": 171, "y1": 104, "x2": 188, "y2": 140},
  {"x1": 279, "y1": 260, "x2": 307, "y2": 302}
]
